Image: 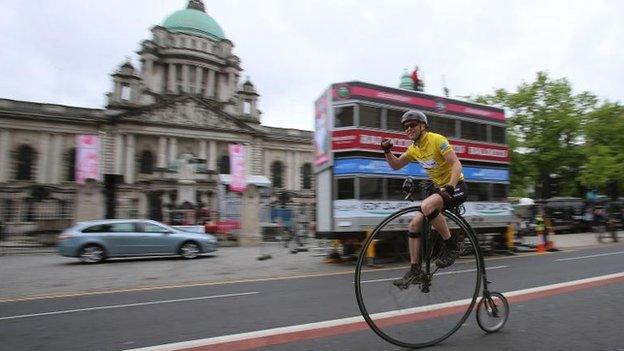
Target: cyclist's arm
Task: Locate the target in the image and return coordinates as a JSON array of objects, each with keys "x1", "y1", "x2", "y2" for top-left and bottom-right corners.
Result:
[
  {"x1": 443, "y1": 149, "x2": 463, "y2": 187},
  {"x1": 385, "y1": 151, "x2": 411, "y2": 170}
]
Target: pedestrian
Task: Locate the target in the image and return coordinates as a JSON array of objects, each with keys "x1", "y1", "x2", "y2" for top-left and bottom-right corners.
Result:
[{"x1": 381, "y1": 110, "x2": 467, "y2": 288}]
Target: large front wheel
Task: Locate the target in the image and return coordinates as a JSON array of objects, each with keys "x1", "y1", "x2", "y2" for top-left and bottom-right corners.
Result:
[{"x1": 354, "y1": 206, "x2": 482, "y2": 348}]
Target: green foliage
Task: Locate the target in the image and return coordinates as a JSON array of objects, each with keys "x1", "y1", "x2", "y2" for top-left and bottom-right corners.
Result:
[{"x1": 471, "y1": 71, "x2": 623, "y2": 199}]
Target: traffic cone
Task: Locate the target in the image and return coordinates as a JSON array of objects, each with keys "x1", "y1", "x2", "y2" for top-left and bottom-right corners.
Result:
[{"x1": 536, "y1": 230, "x2": 546, "y2": 253}]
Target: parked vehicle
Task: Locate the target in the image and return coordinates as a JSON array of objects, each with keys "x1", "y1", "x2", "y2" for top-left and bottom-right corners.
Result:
[{"x1": 57, "y1": 219, "x2": 218, "y2": 263}]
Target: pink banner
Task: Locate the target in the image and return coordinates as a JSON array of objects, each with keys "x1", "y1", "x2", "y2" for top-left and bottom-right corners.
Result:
[
  {"x1": 332, "y1": 129, "x2": 510, "y2": 163},
  {"x1": 75, "y1": 135, "x2": 101, "y2": 184},
  {"x1": 314, "y1": 88, "x2": 332, "y2": 168},
  {"x1": 228, "y1": 144, "x2": 246, "y2": 192}
]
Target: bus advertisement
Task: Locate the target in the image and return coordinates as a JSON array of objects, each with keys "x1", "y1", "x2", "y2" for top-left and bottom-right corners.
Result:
[{"x1": 314, "y1": 81, "x2": 512, "y2": 247}]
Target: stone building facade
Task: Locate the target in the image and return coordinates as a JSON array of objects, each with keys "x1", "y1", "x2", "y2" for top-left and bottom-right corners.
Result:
[{"x1": 0, "y1": 0, "x2": 314, "y2": 236}]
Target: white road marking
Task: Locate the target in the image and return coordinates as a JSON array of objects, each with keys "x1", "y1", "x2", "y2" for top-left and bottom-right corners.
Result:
[
  {"x1": 554, "y1": 251, "x2": 624, "y2": 262},
  {"x1": 124, "y1": 271, "x2": 624, "y2": 351},
  {"x1": 359, "y1": 265, "x2": 509, "y2": 284},
  {"x1": 0, "y1": 292, "x2": 259, "y2": 321}
]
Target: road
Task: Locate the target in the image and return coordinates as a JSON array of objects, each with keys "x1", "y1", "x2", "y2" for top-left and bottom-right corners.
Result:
[{"x1": 1, "y1": 243, "x2": 623, "y2": 351}]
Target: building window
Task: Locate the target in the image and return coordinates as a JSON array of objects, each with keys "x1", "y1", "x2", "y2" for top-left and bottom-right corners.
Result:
[
  {"x1": 301, "y1": 163, "x2": 312, "y2": 189},
  {"x1": 22, "y1": 200, "x2": 35, "y2": 222},
  {"x1": 66, "y1": 148, "x2": 76, "y2": 182},
  {"x1": 3, "y1": 199, "x2": 14, "y2": 222},
  {"x1": 243, "y1": 101, "x2": 251, "y2": 115},
  {"x1": 121, "y1": 84, "x2": 131, "y2": 101},
  {"x1": 491, "y1": 126, "x2": 506, "y2": 144},
  {"x1": 334, "y1": 106, "x2": 354, "y2": 127},
  {"x1": 359, "y1": 177, "x2": 383, "y2": 200},
  {"x1": 387, "y1": 178, "x2": 408, "y2": 200},
  {"x1": 218, "y1": 155, "x2": 230, "y2": 174},
  {"x1": 429, "y1": 115, "x2": 456, "y2": 137},
  {"x1": 15, "y1": 145, "x2": 36, "y2": 180},
  {"x1": 139, "y1": 150, "x2": 154, "y2": 174},
  {"x1": 386, "y1": 109, "x2": 404, "y2": 131},
  {"x1": 336, "y1": 178, "x2": 355, "y2": 199},
  {"x1": 129, "y1": 199, "x2": 139, "y2": 218},
  {"x1": 271, "y1": 161, "x2": 284, "y2": 188},
  {"x1": 359, "y1": 105, "x2": 381, "y2": 128},
  {"x1": 461, "y1": 121, "x2": 487, "y2": 141}
]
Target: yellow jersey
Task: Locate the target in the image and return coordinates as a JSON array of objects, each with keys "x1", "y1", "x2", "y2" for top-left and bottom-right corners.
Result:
[{"x1": 404, "y1": 132, "x2": 464, "y2": 187}]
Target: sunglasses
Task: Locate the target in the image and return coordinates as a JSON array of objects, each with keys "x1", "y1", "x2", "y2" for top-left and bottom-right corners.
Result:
[{"x1": 403, "y1": 122, "x2": 423, "y2": 131}]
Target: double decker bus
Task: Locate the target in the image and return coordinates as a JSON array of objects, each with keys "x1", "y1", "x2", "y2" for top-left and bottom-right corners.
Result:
[{"x1": 314, "y1": 81, "x2": 512, "y2": 251}]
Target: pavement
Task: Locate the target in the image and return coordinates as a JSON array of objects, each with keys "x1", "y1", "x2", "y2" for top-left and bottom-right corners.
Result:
[{"x1": 0, "y1": 232, "x2": 620, "y2": 301}]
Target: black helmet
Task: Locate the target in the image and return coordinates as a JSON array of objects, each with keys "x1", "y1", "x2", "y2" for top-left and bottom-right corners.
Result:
[{"x1": 401, "y1": 110, "x2": 428, "y2": 127}]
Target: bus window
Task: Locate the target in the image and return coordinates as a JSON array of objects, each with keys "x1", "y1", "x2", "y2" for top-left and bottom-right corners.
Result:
[
  {"x1": 359, "y1": 105, "x2": 381, "y2": 129},
  {"x1": 491, "y1": 125, "x2": 506, "y2": 144},
  {"x1": 387, "y1": 178, "x2": 406, "y2": 200},
  {"x1": 336, "y1": 178, "x2": 355, "y2": 199},
  {"x1": 466, "y1": 182, "x2": 490, "y2": 201},
  {"x1": 429, "y1": 115, "x2": 456, "y2": 137},
  {"x1": 386, "y1": 109, "x2": 404, "y2": 132},
  {"x1": 334, "y1": 106, "x2": 354, "y2": 127},
  {"x1": 461, "y1": 120, "x2": 487, "y2": 142},
  {"x1": 492, "y1": 183, "x2": 508, "y2": 201},
  {"x1": 360, "y1": 178, "x2": 382, "y2": 200}
]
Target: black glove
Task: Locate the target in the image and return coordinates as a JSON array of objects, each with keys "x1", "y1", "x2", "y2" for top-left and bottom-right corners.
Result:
[{"x1": 381, "y1": 138, "x2": 393, "y2": 153}]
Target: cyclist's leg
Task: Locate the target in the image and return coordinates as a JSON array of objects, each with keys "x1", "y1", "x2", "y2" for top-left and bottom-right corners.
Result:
[
  {"x1": 393, "y1": 212, "x2": 425, "y2": 287},
  {"x1": 407, "y1": 212, "x2": 425, "y2": 264}
]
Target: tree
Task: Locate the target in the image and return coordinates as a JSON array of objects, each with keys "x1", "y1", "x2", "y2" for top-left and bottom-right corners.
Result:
[
  {"x1": 580, "y1": 102, "x2": 624, "y2": 191},
  {"x1": 473, "y1": 72, "x2": 596, "y2": 198}
]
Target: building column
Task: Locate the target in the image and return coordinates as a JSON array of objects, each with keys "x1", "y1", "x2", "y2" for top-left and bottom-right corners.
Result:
[
  {"x1": 206, "y1": 70, "x2": 215, "y2": 98},
  {"x1": 168, "y1": 137, "x2": 178, "y2": 164},
  {"x1": 294, "y1": 151, "x2": 301, "y2": 190},
  {"x1": 198, "y1": 140, "x2": 207, "y2": 161},
  {"x1": 157, "y1": 136, "x2": 167, "y2": 168},
  {"x1": 286, "y1": 151, "x2": 294, "y2": 190},
  {"x1": 114, "y1": 134, "x2": 124, "y2": 174},
  {"x1": 245, "y1": 143, "x2": 252, "y2": 176},
  {"x1": 51, "y1": 134, "x2": 63, "y2": 184},
  {"x1": 208, "y1": 140, "x2": 216, "y2": 171},
  {"x1": 195, "y1": 66, "x2": 203, "y2": 95},
  {"x1": 182, "y1": 64, "x2": 190, "y2": 93},
  {"x1": 37, "y1": 133, "x2": 50, "y2": 183},
  {"x1": 0, "y1": 129, "x2": 11, "y2": 182},
  {"x1": 217, "y1": 73, "x2": 227, "y2": 101},
  {"x1": 229, "y1": 71, "x2": 236, "y2": 98},
  {"x1": 125, "y1": 134, "x2": 135, "y2": 184},
  {"x1": 168, "y1": 63, "x2": 177, "y2": 93}
]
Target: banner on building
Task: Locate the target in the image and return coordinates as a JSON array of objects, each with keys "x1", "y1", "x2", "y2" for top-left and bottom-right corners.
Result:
[
  {"x1": 75, "y1": 135, "x2": 101, "y2": 184},
  {"x1": 228, "y1": 144, "x2": 247, "y2": 192},
  {"x1": 314, "y1": 88, "x2": 333, "y2": 171}
]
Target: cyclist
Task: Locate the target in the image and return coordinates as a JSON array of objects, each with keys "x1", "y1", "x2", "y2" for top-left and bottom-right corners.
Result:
[{"x1": 381, "y1": 110, "x2": 467, "y2": 287}]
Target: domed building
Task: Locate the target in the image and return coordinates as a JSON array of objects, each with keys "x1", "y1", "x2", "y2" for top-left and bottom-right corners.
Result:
[{"x1": 0, "y1": 0, "x2": 315, "y2": 239}]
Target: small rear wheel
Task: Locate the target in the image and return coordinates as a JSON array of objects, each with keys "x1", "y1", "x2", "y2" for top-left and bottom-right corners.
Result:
[{"x1": 476, "y1": 292, "x2": 509, "y2": 333}]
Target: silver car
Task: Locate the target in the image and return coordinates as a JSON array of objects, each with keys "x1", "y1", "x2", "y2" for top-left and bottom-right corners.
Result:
[{"x1": 57, "y1": 219, "x2": 218, "y2": 263}]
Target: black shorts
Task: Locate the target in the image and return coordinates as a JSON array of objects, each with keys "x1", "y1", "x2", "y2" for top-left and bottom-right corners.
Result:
[{"x1": 429, "y1": 181, "x2": 467, "y2": 209}]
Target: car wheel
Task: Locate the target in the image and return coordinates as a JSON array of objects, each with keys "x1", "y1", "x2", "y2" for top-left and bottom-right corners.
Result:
[
  {"x1": 179, "y1": 241, "x2": 201, "y2": 259},
  {"x1": 79, "y1": 244, "x2": 106, "y2": 263}
]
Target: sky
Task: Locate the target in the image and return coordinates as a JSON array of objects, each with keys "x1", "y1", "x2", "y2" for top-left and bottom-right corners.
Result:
[{"x1": 0, "y1": 0, "x2": 621, "y2": 131}]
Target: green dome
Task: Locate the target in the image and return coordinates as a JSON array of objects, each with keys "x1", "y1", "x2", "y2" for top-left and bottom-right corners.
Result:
[
  {"x1": 399, "y1": 69, "x2": 413, "y2": 90},
  {"x1": 162, "y1": 8, "x2": 225, "y2": 40}
]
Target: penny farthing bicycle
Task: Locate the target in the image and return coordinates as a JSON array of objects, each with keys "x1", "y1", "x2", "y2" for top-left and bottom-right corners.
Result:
[{"x1": 354, "y1": 178, "x2": 509, "y2": 348}]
